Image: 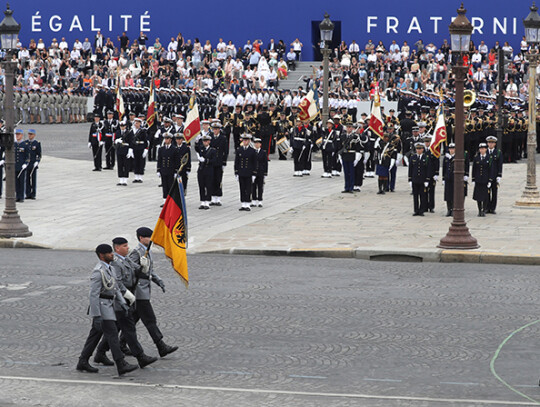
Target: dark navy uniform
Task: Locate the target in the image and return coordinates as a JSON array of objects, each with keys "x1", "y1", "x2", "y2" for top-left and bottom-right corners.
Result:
[
  {"x1": 197, "y1": 142, "x2": 217, "y2": 208},
  {"x1": 234, "y1": 142, "x2": 257, "y2": 209},
  {"x1": 0, "y1": 145, "x2": 4, "y2": 198},
  {"x1": 487, "y1": 146, "x2": 503, "y2": 214},
  {"x1": 408, "y1": 148, "x2": 429, "y2": 215},
  {"x1": 130, "y1": 124, "x2": 148, "y2": 181},
  {"x1": 426, "y1": 148, "x2": 440, "y2": 212},
  {"x1": 14, "y1": 138, "x2": 30, "y2": 202},
  {"x1": 472, "y1": 152, "x2": 494, "y2": 216},
  {"x1": 252, "y1": 145, "x2": 268, "y2": 205},
  {"x1": 157, "y1": 141, "x2": 180, "y2": 201},
  {"x1": 102, "y1": 116, "x2": 118, "y2": 169},
  {"x1": 442, "y1": 148, "x2": 470, "y2": 216},
  {"x1": 114, "y1": 125, "x2": 132, "y2": 184},
  {"x1": 25, "y1": 135, "x2": 41, "y2": 199},
  {"x1": 88, "y1": 119, "x2": 104, "y2": 171},
  {"x1": 210, "y1": 129, "x2": 229, "y2": 203},
  {"x1": 175, "y1": 136, "x2": 191, "y2": 193}
]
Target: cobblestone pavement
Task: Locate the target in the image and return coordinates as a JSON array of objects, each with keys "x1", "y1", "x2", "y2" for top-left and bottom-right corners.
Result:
[
  {"x1": 1, "y1": 249, "x2": 540, "y2": 406},
  {"x1": 5, "y1": 124, "x2": 540, "y2": 257}
]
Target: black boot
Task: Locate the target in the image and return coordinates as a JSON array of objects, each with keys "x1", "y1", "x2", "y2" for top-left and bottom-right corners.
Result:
[
  {"x1": 157, "y1": 340, "x2": 179, "y2": 357},
  {"x1": 120, "y1": 337, "x2": 132, "y2": 356},
  {"x1": 94, "y1": 351, "x2": 114, "y2": 366},
  {"x1": 477, "y1": 202, "x2": 484, "y2": 217},
  {"x1": 384, "y1": 179, "x2": 389, "y2": 192},
  {"x1": 116, "y1": 358, "x2": 138, "y2": 375},
  {"x1": 137, "y1": 353, "x2": 158, "y2": 368},
  {"x1": 446, "y1": 202, "x2": 452, "y2": 217},
  {"x1": 76, "y1": 358, "x2": 99, "y2": 373},
  {"x1": 377, "y1": 179, "x2": 385, "y2": 194}
]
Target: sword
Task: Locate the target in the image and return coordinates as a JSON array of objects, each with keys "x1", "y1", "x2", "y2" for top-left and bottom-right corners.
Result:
[
  {"x1": 93, "y1": 143, "x2": 103, "y2": 160},
  {"x1": 17, "y1": 167, "x2": 26, "y2": 178}
]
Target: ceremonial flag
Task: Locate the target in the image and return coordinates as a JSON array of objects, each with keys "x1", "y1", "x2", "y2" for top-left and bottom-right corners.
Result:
[
  {"x1": 298, "y1": 83, "x2": 320, "y2": 121},
  {"x1": 146, "y1": 79, "x2": 156, "y2": 127},
  {"x1": 184, "y1": 94, "x2": 201, "y2": 143},
  {"x1": 368, "y1": 86, "x2": 384, "y2": 138},
  {"x1": 115, "y1": 86, "x2": 125, "y2": 121},
  {"x1": 151, "y1": 178, "x2": 189, "y2": 286},
  {"x1": 429, "y1": 108, "x2": 447, "y2": 158}
]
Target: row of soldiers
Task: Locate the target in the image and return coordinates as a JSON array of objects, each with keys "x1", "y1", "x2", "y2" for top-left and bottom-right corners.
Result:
[
  {"x1": 77, "y1": 228, "x2": 178, "y2": 376},
  {"x1": 10, "y1": 88, "x2": 88, "y2": 124}
]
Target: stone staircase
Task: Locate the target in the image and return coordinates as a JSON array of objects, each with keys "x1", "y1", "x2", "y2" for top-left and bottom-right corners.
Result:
[{"x1": 278, "y1": 61, "x2": 318, "y2": 91}]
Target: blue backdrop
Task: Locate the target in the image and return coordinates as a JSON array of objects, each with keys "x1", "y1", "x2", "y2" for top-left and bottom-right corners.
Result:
[{"x1": 13, "y1": 0, "x2": 533, "y2": 60}]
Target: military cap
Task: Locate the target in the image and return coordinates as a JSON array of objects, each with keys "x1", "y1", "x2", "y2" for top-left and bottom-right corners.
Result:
[
  {"x1": 253, "y1": 137, "x2": 262, "y2": 143},
  {"x1": 202, "y1": 134, "x2": 212, "y2": 141},
  {"x1": 201, "y1": 120, "x2": 210, "y2": 124},
  {"x1": 138, "y1": 113, "x2": 145, "y2": 118},
  {"x1": 94, "y1": 113, "x2": 101, "y2": 118},
  {"x1": 241, "y1": 134, "x2": 252, "y2": 140},
  {"x1": 345, "y1": 121, "x2": 354, "y2": 127},
  {"x1": 106, "y1": 110, "x2": 114, "y2": 115},
  {"x1": 129, "y1": 112, "x2": 136, "y2": 116},
  {"x1": 175, "y1": 133, "x2": 185, "y2": 139},
  {"x1": 423, "y1": 135, "x2": 432, "y2": 142},
  {"x1": 327, "y1": 119, "x2": 334, "y2": 124},
  {"x1": 405, "y1": 110, "x2": 413, "y2": 115},
  {"x1": 112, "y1": 237, "x2": 128, "y2": 245},
  {"x1": 478, "y1": 143, "x2": 488, "y2": 148},
  {"x1": 95, "y1": 243, "x2": 113, "y2": 254},
  {"x1": 360, "y1": 112, "x2": 368, "y2": 116},
  {"x1": 163, "y1": 117, "x2": 173, "y2": 123},
  {"x1": 415, "y1": 142, "x2": 425, "y2": 149},
  {"x1": 119, "y1": 121, "x2": 127, "y2": 127},
  {"x1": 163, "y1": 132, "x2": 173, "y2": 138},
  {"x1": 334, "y1": 114, "x2": 341, "y2": 120},
  {"x1": 486, "y1": 136, "x2": 497, "y2": 142},
  {"x1": 418, "y1": 122, "x2": 427, "y2": 127},
  {"x1": 15, "y1": 129, "x2": 23, "y2": 134},
  {"x1": 136, "y1": 227, "x2": 153, "y2": 238},
  {"x1": 134, "y1": 118, "x2": 142, "y2": 123},
  {"x1": 389, "y1": 109, "x2": 395, "y2": 112},
  {"x1": 448, "y1": 143, "x2": 456, "y2": 148},
  {"x1": 28, "y1": 129, "x2": 36, "y2": 134}
]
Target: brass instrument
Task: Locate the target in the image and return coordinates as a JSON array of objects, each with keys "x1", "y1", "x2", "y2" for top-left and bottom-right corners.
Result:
[
  {"x1": 463, "y1": 90, "x2": 476, "y2": 107},
  {"x1": 383, "y1": 135, "x2": 401, "y2": 160}
]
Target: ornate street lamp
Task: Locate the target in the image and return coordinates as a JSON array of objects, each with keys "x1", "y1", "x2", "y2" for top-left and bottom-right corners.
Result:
[
  {"x1": 319, "y1": 13, "x2": 334, "y2": 123},
  {"x1": 515, "y1": 2, "x2": 540, "y2": 207},
  {"x1": 438, "y1": 4, "x2": 478, "y2": 249},
  {"x1": 0, "y1": 3, "x2": 31, "y2": 238}
]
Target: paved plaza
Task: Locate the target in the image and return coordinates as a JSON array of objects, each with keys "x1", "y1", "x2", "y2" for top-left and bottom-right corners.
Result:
[
  {"x1": 1, "y1": 124, "x2": 540, "y2": 263},
  {"x1": 1, "y1": 250, "x2": 540, "y2": 406}
]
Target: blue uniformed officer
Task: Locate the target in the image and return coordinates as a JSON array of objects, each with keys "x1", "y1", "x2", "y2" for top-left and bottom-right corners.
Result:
[
  {"x1": 408, "y1": 142, "x2": 429, "y2": 216},
  {"x1": 14, "y1": 129, "x2": 29, "y2": 202},
  {"x1": 251, "y1": 137, "x2": 268, "y2": 207},
  {"x1": 25, "y1": 129, "x2": 41, "y2": 200},
  {"x1": 157, "y1": 132, "x2": 180, "y2": 207},
  {"x1": 77, "y1": 244, "x2": 139, "y2": 375},
  {"x1": 235, "y1": 134, "x2": 257, "y2": 211},
  {"x1": 210, "y1": 122, "x2": 228, "y2": 206}
]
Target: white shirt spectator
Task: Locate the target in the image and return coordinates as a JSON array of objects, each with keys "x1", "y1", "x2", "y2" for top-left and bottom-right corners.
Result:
[
  {"x1": 73, "y1": 40, "x2": 83, "y2": 50},
  {"x1": 217, "y1": 41, "x2": 226, "y2": 52},
  {"x1": 478, "y1": 43, "x2": 488, "y2": 54},
  {"x1": 349, "y1": 42, "x2": 360, "y2": 53},
  {"x1": 59, "y1": 40, "x2": 68, "y2": 50},
  {"x1": 70, "y1": 49, "x2": 81, "y2": 60},
  {"x1": 389, "y1": 42, "x2": 400, "y2": 53},
  {"x1": 168, "y1": 40, "x2": 178, "y2": 52},
  {"x1": 471, "y1": 52, "x2": 482, "y2": 64}
]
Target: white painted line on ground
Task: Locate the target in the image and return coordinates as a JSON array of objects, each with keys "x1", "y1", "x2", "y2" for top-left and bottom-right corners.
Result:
[
  {"x1": 0, "y1": 375, "x2": 536, "y2": 405},
  {"x1": 440, "y1": 381, "x2": 480, "y2": 386},
  {"x1": 289, "y1": 375, "x2": 327, "y2": 379},
  {"x1": 364, "y1": 378, "x2": 402, "y2": 383}
]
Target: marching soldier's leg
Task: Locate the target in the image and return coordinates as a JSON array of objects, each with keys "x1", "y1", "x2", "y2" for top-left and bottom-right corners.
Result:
[
  {"x1": 101, "y1": 319, "x2": 138, "y2": 375},
  {"x1": 136, "y1": 299, "x2": 178, "y2": 357},
  {"x1": 77, "y1": 317, "x2": 103, "y2": 373}
]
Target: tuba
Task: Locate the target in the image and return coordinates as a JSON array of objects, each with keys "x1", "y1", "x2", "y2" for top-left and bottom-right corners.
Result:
[{"x1": 464, "y1": 90, "x2": 476, "y2": 107}]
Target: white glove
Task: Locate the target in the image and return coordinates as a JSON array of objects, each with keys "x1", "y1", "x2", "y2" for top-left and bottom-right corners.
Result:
[
  {"x1": 157, "y1": 172, "x2": 161, "y2": 178},
  {"x1": 424, "y1": 182, "x2": 429, "y2": 187},
  {"x1": 123, "y1": 289, "x2": 136, "y2": 305},
  {"x1": 33, "y1": 161, "x2": 39, "y2": 168},
  {"x1": 409, "y1": 181, "x2": 412, "y2": 188},
  {"x1": 88, "y1": 142, "x2": 92, "y2": 149},
  {"x1": 140, "y1": 255, "x2": 150, "y2": 274},
  {"x1": 22, "y1": 164, "x2": 27, "y2": 170},
  {"x1": 154, "y1": 134, "x2": 160, "y2": 139},
  {"x1": 433, "y1": 175, "x2": 438, "y2": 182},
  {"x1": 99, "y1": 141, "x2": 104, "y2": 146},
  {"x1": 142, "y1": 149, "x2": 148, "y2": 158},
  {"x1": 187, "y1": 171, "x2": 190, "y2": 175},
  {"x1": 442, "y1": 180, "x2": 445, "y2": 185},
  {"x1": 496, "y1": 177, "x2": 501, "y2": 183},
  {"x1": 198, "y1": 156, "x2": 205, "y2": 162},
  {"x1": 223, "y1": 165, "x2": 226, "y2": 169},
  {"x1": 235, "y1": 175, "x2": 239, "y2": 181},
  {"x1": 353, "y1": 159, "x2": 359, "y2": 166},
  {"x1": 0, "y1": 160, "x2": 4, "y2": 167},
  {"x1": 487, "y1": 182, "x2": 491, "y2": 188},
  {"x1": 252, "y1": 175, "x2": 256, "y2": 182},
  {"x1": 445, "y1": 153, "x2": 451, "y2": 159},
  {"x1": 173, "y1": 173, "x2": 178, "y2": 178},
  {"x1": 126, "y1": 148, "x2": 134, "y2": 159},
  {"x1": 115, "y1": 138, "x2": 122, "y2": 144},
  {"x1": 463, "y1": 175, "x2": 469, "y2": 182}
]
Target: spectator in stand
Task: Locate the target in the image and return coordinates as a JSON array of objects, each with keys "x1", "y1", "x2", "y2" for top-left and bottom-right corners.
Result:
[
  {"x1": 291, "y1": 38, "x2": 303, "y2": 61},
  {"x1": 286, "y1": 48, "x2": 296, "y2": 71},
  {"x1": 471, "y1": 49, "x2": 482, "y2": 69},
  {"x1": 478, "y1": 40, "x2": 488, "y2": 55},
  {"x1": 349, "y1": 40, "x2": 360, "y2": 60}
]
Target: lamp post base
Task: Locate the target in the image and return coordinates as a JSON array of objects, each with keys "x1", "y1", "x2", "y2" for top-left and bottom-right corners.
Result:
[
  {"x1": 438, "y1": 223, "x2": 479, "y2": 250},
  {"x1": 0, "y1": 211, "x2": 32, "y2": 238},
  {"x1": 515, "y1": 186, "x2": 540, "y2": 207}
]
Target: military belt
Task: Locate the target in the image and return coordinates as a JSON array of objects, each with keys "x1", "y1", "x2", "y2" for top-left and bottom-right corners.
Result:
[
  {"x1": 294, "y1": 137, "x2": 306, "y2": 141},
  {"x1": 139, "y1": 275, "x2": 150, "y2": 280},
  {"x1": 99, "y1": 294, "x2": 114, "y2": 300}
]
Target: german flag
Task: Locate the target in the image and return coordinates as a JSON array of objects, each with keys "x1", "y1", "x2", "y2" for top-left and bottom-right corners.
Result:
[{"x1": 151, "y1": 179, "x2": 189, "y2": 286}]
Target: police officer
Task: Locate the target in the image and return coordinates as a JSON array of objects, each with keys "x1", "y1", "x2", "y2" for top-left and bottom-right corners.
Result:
[
  {"x1": 131, "y1": 118, "x2": 148, "y2": 183},
  {"x1": 88, "y1": 114, "x2": 104, "y2": 171},
  {"x1": 114, "y1": 122, "x2": 131, "y2": 186},
  {"x1": 76, "y1": 244, "x2": 139, "y2": 376},
  {"x1": 103, "y1": 110, "x2": 118, "y2": 170},
  {"x1": 251, "y1": 137, "x2": 268, "y2": 207},
  {"x1": 472, "y1": 143, "x2": 493, "y2": 217},
  {"x1": 210, "y1": 122, "x2": 228, "y2": 206},
  {"x1": 486, "y1": 135, "x2": 503, "y2": 214},
  {"x1": 14, "y1": 129, "x2": 29, "y2": 202},
  {"x1": 408, "y1": 142, "x2": 429, "y2": 216},
  {"x1": 157, "y1": 133, "x2": 179, "y2": 207},
  {"x1": 128, "y1": 227, "x2": 179, "y2": 357},
  {"x1": 235, "y1": 134, "x2": 257, "y2": 211},
  {"x1": 25, "y1": 129, "x2": 41, "y2": 200},
  {"x1": 93, "y1": 237, "x2": 159, "y2": 369},
  {"x1": 174, "y1": 133, "x2": 191, "y2": 193},
  {"x1": 197, "y1": 134, "x2": 217, "y2": 210}
]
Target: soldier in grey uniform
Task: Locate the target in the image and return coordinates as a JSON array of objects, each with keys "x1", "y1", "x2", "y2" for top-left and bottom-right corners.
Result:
[
  {"x1": 61, "y1": 91, "x2": 70, "y2": 123},
  {"x1": 53, "y1": 90, "x2": 62, "y2": 123},
  {"x1": 71, "y1": 92, "x2": 80, "y2": 123},
  {"x1": 128, "y1": 227, "x2": 178, "y2": 357},
  {"x1": 76, "y1": 244, "x2": 139, "y2": 375},
  {"x1": 13, "y1": 88, "x2": 21, "y2": 123},
  {"x1": 39, "y1": 89, "x2": 48, "y2": 124},
  {"x1": 80, "y1": 92, "x2": 88, "y2": 122},
  {"x1": 94, "y1": 237, "x2": 159, "y2": 368},
  {"x1": 29, "y1": 89, "x2": 39, "y2": 124},
  {"x1": 20, "y1": 89, "x2": 30, "y2": 124},
  {"x1": 46, "y1": 90, "x2": 55, "y2": 124}
]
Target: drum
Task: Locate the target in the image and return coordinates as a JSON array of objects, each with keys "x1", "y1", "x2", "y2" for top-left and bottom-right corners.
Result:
[
  {"x1": 315, "y1": 137, "x2": 323, "y2": 149},
  {"x1": 276, "y1": 137, "x2": 291, "y2": 155}
]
